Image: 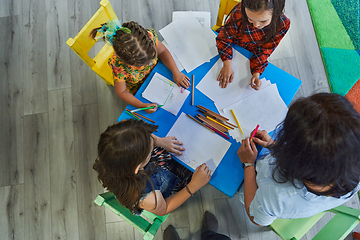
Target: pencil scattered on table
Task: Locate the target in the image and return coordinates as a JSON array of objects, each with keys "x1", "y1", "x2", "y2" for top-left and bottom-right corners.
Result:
[
  {"x1": 126, "y1": 109, "x2": 156, "y2": 123},
  {"x1": 185, "y1": 105, "x2": 239, "y2": 140},
  {"x1": 192, "y1": 75, "x2": 195, "y2": 106},
  {"x1": 231, "y1": 109, "x2": 244, "y2": 135},
  {"x1": 125, "y1": 110, "x2": 141, "y2": 121}
]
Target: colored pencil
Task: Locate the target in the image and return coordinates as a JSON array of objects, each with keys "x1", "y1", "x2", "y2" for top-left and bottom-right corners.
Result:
[
  {"x1": 231, "y1": 109, "x2": 244, "y2": 135},
  {"x1": 196, "y1": 114, "x2": 228, "y2": 133},
  {"x1": 130, "y1": 104, "x2": 163, "y2": 113},
  {"x1": 125, "y1": 110, "x2": 141, "y2": 121},
  {"x1": 186, "y1": 114, "x2": 215, "y2": 133},
  {"x1": 198, "y1": 109, "x2": 237, "y2": 129},
  {"x1": 131, "y1": 111, "x2": 156, "y2": 123},
  {"x1": 206, "y1": 116, "x2": 231, "y2": 130},
  {"x1": 192, "y1": 75, "x2": 195, "y2": 106},
  {"x1": 205, "y1": 123, "x2": 230, "y2": 139},
  {"x1": 250, "y1": 124, "x2": 260, "y2": 139},
  {"x1": 197, "y1": 105, "x2": 229, "y2": 121}
]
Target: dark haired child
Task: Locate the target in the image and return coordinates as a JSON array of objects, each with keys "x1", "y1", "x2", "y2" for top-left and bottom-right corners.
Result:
[
  {"x1": 216, "y1": 0, "x2": 290, "y2": 90},
  {"x1": 237, "y1": 93, "x2": 360, "y2": 226},
  {"x1": 93, "y1": 119, "x2": 211, "y2": 215},
  {"x1": 90, "y1": 20, "x2": 190, "y2": 113}
]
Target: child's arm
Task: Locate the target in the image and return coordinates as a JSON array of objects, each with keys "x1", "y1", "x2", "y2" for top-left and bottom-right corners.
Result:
[
  {"x1": 155, "y1": 42, "x2": 191, "y2": 89},
  {"x1": 139, "y1": 163, "x2": 211, "y2": 216},
  {"x1": 152, "y1": 135, "x2": 184, "y2": 155},
  {"x1": 249, "y1": 16, "x2": 290, "y2": 90},
  {"x1": 114, "y1": 81, "x2": 157, "y2": 114}
]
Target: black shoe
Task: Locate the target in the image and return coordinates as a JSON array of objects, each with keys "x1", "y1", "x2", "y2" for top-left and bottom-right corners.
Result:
[
  {"x1": 202, "y1": 211, "x2": 219, "y2": 233},
  {"x1": 163, "y1": 225, "x2": 181, "y2": 240}
]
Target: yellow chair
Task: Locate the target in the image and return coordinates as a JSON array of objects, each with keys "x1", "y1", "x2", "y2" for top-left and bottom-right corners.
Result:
[
  {"x1": 66, "y1": 0, "x2": 116, "y2": 86},
  {"x1": 213, "y1": 0, "x2": 241, "y2": 31}
]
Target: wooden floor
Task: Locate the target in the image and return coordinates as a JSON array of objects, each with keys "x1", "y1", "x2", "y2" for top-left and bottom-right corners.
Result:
[{"x1": 1, "y1": 0, "x2": 359, "y2": 239}]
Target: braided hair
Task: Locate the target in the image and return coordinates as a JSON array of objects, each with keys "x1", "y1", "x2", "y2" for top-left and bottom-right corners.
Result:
[{"x1": 90, "y1": 21, "x2": 157, "y2": 66}]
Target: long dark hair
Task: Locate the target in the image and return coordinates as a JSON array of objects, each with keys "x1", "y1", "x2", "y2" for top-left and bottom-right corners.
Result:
[
  {"x1": 90, "y1": 21, "x2": 157, "y2": 66},
  {"x1": 93, "y1": 119, "x2": 158, "y2": 213},
  {"x1": 270, "y1": 93, "x2": 360, "y2": 197},
  {"x1": 224, "y1": 0, "x2": 286, "y2": 43}
]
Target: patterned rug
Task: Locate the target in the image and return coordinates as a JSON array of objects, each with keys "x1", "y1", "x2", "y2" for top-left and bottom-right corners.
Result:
[{"x1": 306, "y1": 0, "x2": 360, "y2": 111}]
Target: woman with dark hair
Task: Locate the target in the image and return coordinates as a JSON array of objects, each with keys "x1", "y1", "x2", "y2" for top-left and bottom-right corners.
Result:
[
  {"x1": 93, "y1": 119, "x2": 211, "y2": 215},
  {"x1": 237, "y1": 93, "x2": 360, "y2": 226}
]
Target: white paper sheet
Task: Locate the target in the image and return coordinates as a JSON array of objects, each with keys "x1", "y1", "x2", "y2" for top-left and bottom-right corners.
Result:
[
  {"x1": 142, "y1": 73, "x2": 189, "y2": 116},
  {"x1": 162, "y1": 40, "x2": 184, "y2": 72},
  {"x1": 173, "y1": 11, "x2": 211, "y2": 29},
  {"x1": 166, "y1": 112, "x2": 231, "y2": 174},
  {"x1": 196, "y1": 49, "x2": 254, "y2": 110},
  {"x1": 222, "y1": 84, "x2": 288, "y2": 142},
  {"x1": 159, "y1": 14, "x2": 217, "y2": 72}
]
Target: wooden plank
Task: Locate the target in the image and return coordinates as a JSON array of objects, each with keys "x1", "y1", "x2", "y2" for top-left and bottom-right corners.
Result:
[
  {"x1": 48, "y1": 89, "x2": 79, "y2": 240},
  {"x1": 95, "y1": 77, "x2": 126, "y2": 134},
  {"x1": 67, "y1": 0, "x2": 98, "y2": 106},
  {"x1": 45, "y1": 0, "x2": 72, "y2": 90},
  {"x1": 73, "y1": 104, "x2": 106, "y2": 240},
  {"x1": 106, "y1": 222, "x2": 135, "y2": 240},
  {"x1": 0, "y1": 15, "x2": 24, "y2": 187},
  {"x1": 0, "y1": 185, "x2": 25, "y2": 240},
  {"x1": 23, "y1": 113, "x2": 52, "y2": 240},
  {"x1": 22, "y1": 0, "x2": 48, "y2": 114},
  {"x1": 0, "y1": 0, "x2": 22, "y2": 17},
  {"x1": 285, "y1": 0, "x2": 330, "y2": 97}
]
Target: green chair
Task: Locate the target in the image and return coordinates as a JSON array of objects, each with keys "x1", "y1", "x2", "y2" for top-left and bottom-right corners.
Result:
[
  {"x1": 95, "y1": 192, "x2": 169, "y2": 240},
  {"x1": 269, "y1": 205, "x2": 360, "y2": 240}
]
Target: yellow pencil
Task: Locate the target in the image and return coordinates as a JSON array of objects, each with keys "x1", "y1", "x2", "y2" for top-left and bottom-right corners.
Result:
[
  {"x1": 206, "y1": 116, "x2": 231, "y2": 130},
  {"x1": 231, "y1": 109, "x2": 244, "y2": 135}
]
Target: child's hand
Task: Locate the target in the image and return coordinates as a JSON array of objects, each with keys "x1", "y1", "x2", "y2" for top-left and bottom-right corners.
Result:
[
  {"x1": 173, "y1": 71, "x2": 191, "y2": 89},
  {"x1": 188, "y1": 163, "x2": 211, "y2": 193},
  {"x1": 250, "y1": 73, "x2": 261, "y2": 90},
  {"x1": 156, "y1": 136, "x2": 185, "y2": 155},
  {"x1": 143, "y1": 103, "x2": 158, "y2": 114},
  {"x1": 217, "y1": 60, "x2": 234, "y2": 88},
  {"x1": 251, "y1": 129, "x2": 273, "y2": 148},
  {"x1": 237, "y1": 138, "x2": 258, "y2": 164}
]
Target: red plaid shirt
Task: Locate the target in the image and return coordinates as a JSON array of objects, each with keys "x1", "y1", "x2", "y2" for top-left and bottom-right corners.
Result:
[{"x1": 216, "y1": 4, "x2": 290, "y2": 74}]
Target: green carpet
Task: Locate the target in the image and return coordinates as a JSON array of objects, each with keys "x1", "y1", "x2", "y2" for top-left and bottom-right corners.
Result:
[{"x1": 306, "y1": 0, "x2": 360, "y2": 97}]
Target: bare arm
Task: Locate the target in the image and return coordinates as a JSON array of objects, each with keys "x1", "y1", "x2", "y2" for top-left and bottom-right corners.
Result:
[
  {"x1": 155, "y1": 42, "x2": 190, "y2": 88},
  {"x1": 114, "y1": 81, "x2": 157, "y2": 113},
  {"x1": 139, "y1": 164, "x2": 211, "y2": 216},
  {"x1": 238, "y1": 138, "x2": 262, "y2": 226}
]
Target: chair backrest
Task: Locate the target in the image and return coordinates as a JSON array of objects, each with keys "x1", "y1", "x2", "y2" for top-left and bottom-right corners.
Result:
[
  {"x1": 94, "y1": 192, "x2": 169, "y2": 240},
  {"x1": 66, "y1": 0, "x2": 116, "y2": 86},
  {"x1": 269, "y1": 205, "x2": 360, "y2": 240},
  {"x1": 213, "y1": 0, "x2": 241, "y2": 31}
]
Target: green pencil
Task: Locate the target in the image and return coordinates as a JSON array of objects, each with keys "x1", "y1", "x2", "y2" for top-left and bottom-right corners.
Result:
[
  {"x1": 125, "y1": 110, "x2": 141, "y2": 120},
  {"x1": 130, "y1": 105, "x2": 164, "y2": 113}
]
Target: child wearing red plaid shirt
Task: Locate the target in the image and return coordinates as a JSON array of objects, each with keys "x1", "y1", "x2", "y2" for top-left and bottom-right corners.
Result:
[{"x1": 216, "y1": 0, "x2": 290, "y2": 90}]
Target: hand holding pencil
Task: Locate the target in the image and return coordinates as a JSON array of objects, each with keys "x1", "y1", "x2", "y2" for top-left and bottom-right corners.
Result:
[
  {"x1": 250, "y1": 129, "x2": 274, "y2": 148},
  {"x1": 142, "y1": 103, "x2": 158, "y2": 114}
]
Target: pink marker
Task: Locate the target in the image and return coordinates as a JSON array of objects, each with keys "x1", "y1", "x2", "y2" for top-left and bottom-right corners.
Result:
[{"x1": 250, "y1": 125, "x2": 260, "y2": 140}]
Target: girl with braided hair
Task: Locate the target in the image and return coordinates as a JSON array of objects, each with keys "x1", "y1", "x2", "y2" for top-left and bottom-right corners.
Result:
[{"x1": 90, "y1": 20, "x2": 190, "y2": 113}]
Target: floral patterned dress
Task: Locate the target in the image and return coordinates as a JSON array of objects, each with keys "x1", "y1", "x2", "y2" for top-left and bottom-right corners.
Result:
[{"x1": 108, "y1": 29, "x2": 158, "y2": 94}]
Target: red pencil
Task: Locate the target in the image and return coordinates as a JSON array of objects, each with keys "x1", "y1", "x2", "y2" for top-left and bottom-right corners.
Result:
[{"x1": 250, "y1": 125, "x2": 260, "y2": 139}]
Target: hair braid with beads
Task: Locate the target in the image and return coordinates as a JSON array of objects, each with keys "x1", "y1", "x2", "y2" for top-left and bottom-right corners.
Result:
[{"x1": 90, "y1": 21, "x2": 157, "y2": 66}]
